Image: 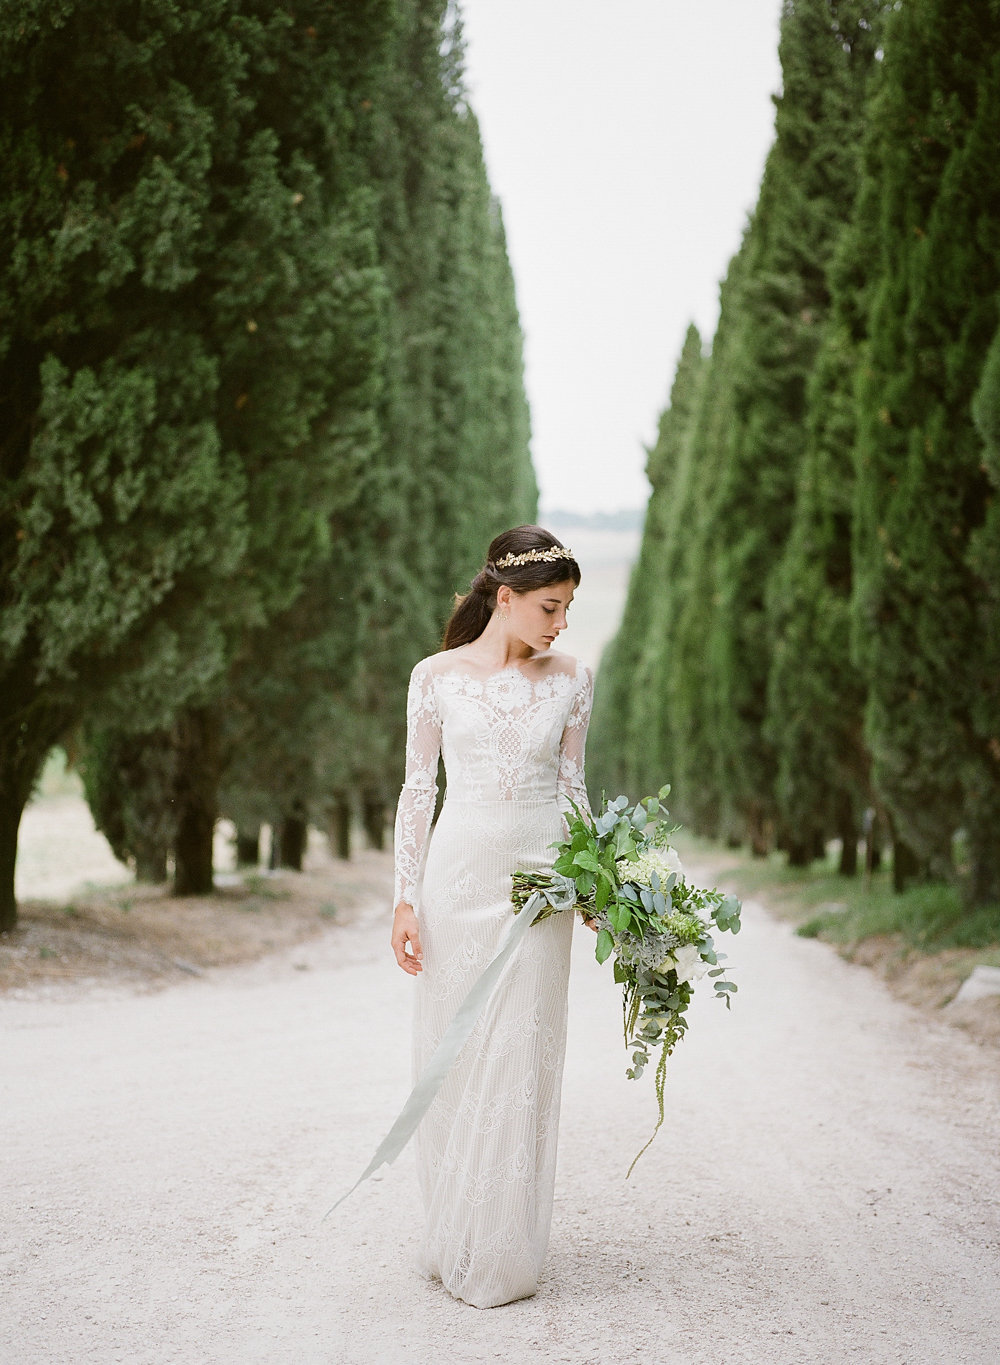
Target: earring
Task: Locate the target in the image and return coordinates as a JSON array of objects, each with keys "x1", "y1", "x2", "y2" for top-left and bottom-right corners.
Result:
[{"x1": 498, "y1": 604, "x2": 509, "y2": 622}]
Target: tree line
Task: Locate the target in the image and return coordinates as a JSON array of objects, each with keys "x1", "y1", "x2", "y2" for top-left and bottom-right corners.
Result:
[
  {"x1": 589, "y1": 0, "x2": 1000, "y2": 910},
  {"x1": 0, "y1": 0, "x2": 536, "y2": 930}
]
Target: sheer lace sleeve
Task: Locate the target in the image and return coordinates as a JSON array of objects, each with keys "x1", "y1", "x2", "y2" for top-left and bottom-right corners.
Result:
[
  {"x1": 556, "y1": 662, "x2": 594, "y2": 829},
  {"x1": 393, "y1": 659, "x2": 441, "y2": 907}
]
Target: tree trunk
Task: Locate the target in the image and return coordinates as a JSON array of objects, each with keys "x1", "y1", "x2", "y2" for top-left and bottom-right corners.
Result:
[
  {"x1": 134, "y1": 847, "x2": 168, "y2": 884},
  {"x1": 362, "y1": 794, "x2": 385, "y2": 851},
  {"x1": 747, "y1": 805, "x2": 770, "y2": 859},
  {"x1": 891, "y1": 832, "x2": 922, "y2": 894},
  {"x1": 786, "y1": 839, "x2": 812, "y2": 868},
  {"x1": 0, "y1": 794, "x2": 27, "y2": 934},
  {"x1": 965, "y1": 785, "x2": 1000, "y2": 908},
  {"x1": 172, "y1": 706, "x2": 221, "y2": 896},
  {"x1": 838, "y1": 839, "x2": 858, "y2": 877},
  {"x1": 235, "y1": 826, "x2": 260, "y2": 868},
  {"x1": 331, "y1": 796, "x2": 351, "y2": 861},
  {"x1": 862, "y1": 807, "x2": 881, "y2": 880},
  {"x1": 277, "y1": 804, "x2": 307, "y2": 872},
  {"x1": 0, "y1": 693, "x2": 70, "y2": 930},
  {"x1": 836, "y1": 792, "x2": 858, "y2": 877}
]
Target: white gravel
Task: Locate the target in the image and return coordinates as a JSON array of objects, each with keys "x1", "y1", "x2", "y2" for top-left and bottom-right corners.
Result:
[{"x1": 2, "y1": 852, "x2": 998, "y2": 1365}]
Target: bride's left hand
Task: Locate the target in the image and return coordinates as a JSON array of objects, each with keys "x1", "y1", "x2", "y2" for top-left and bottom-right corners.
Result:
[{"x1": 581, "y1": 914, "x2": 599, "y2": 934}]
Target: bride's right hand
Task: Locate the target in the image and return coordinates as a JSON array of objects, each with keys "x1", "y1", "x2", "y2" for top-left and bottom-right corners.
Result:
[{"x1": 391, "y1": 902, "x2": 424, "y2": 975}]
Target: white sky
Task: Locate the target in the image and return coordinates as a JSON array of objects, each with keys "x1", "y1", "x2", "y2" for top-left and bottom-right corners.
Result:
[{"x1": 459, "y1": 0, "x2": 783, "y2": 514}]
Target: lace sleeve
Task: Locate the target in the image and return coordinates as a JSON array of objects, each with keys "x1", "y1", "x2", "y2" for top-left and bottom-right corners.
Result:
[
  {"x1": 393, "y1": 659, "x2": 441, "y2": 906},
  {"x1": 556, "y1": 663, "x2": 594, "y2": 829}
]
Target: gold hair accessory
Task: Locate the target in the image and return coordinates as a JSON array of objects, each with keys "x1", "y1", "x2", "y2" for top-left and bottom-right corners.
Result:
[{"x1": 493, "y1": 546, "x2": 575, "y2": 570}]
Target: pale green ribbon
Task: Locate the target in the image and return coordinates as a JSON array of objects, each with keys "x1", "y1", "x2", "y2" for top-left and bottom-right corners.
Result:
[{"x1": 323, "y1": 873, "x2": 579, "y2": 1219}]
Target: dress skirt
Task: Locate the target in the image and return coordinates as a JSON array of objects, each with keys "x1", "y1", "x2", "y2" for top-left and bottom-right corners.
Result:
[{"x1": 412, "y1": 796, "x2": 574, "y2": 1309}]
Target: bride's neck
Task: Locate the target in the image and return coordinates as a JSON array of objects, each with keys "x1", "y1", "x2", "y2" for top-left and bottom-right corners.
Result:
[{"x1": 463, "y1": 619, "x2": 536, "y2": 668}]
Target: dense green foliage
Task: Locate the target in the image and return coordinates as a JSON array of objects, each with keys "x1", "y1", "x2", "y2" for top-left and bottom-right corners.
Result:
[
  {"x1": 851, "y1": 0, "x2": 1000, "y2": 904},
  {"x1": 0, "y1": 0, "x2": 534, "y2": 924},
  {"x1": 592, "y1": 0, "x2": 1000, "y2": 912}
]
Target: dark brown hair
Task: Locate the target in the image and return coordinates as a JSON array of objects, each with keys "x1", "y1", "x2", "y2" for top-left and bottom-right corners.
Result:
[{"x1": 442, "y1": 525, "x2": 581, "y2": 650}]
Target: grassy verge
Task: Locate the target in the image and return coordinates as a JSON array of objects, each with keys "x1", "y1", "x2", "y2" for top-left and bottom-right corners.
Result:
[{"x1": 672, "y1": 831, "x2": 1000, "y2": 1049}]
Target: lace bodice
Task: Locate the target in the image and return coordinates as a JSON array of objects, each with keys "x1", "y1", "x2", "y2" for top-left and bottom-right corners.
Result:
[{"x1": 393, "y1": 652, "x2": 594, "y2": 905}]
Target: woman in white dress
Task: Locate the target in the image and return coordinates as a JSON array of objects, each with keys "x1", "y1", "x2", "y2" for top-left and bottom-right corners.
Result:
[{"x1": 390, "y1": 525, "x2": 594, "y2": 1309}]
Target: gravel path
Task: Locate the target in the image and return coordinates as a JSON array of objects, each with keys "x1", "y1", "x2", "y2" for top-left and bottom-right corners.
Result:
[{"x1": 2, "y1": 853, "x2": 998, "y2": 1365}]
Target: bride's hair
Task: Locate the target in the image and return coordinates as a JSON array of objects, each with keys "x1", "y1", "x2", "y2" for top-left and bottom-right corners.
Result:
[{"x1": 442, "y1": 525, "x2": 581, "y2": 650}]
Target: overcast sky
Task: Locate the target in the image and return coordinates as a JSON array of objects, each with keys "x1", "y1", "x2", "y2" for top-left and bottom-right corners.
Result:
[{"x1": 459, "y1": 0, "x2": 783, "y2": 514}]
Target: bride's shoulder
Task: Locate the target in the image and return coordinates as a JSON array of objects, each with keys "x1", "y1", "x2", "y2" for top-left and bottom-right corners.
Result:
[
  {"x1": 410, "y1": 649, "x2": 458, "y2": 679},
  {"x1": 545, "y1": 650, "x2": 592, "y2": 682}
]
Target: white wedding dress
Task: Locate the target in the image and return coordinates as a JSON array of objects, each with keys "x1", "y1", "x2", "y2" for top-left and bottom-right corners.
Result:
[{"x1": 393, "y1": 650, "x2": 593, "y2": 1309}]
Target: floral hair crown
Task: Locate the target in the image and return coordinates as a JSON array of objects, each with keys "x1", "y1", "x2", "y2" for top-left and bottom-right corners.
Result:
[{"x1": 493, "y1": 545, "x2": 576, "y2": 570}]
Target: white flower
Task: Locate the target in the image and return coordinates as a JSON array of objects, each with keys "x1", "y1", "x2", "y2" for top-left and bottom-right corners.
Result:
[
  {"x1": 658, "y1": 943, "x2": 708, "y2": 984},
  {"x1": 617, "y1": 845, "x2": 684, "y2": 890},
  {"x1": 661, "y1": 846, "x2": 684, "y2": 876}
]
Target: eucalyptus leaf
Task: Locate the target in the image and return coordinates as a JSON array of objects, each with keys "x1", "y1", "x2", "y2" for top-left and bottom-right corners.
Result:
[
  {"x1": 594, "y1": 875, "x2": 611, "y2": 913},
  {"x1": 595, "y1": 928, "x2": 614, "y2": 964}
]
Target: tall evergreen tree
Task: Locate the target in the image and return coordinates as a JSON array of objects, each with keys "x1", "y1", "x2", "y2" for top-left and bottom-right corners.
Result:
[
  {"x1": 660, "y1": 242, "x2": 751, "y2": 841},
  {"x1": 347, "y1": 0, "x2": 535, "y2": 849},
  {"x1": 0, "y1": 0, "x2": 388, "y2": 926},
  {"x1": 852, "y1": 0, "x2": 1000, "y2": 902},
  {"x1": 214, "y1": 0, "x2": 536, "y2": 859},
  {"x1": 763, "y1": 3, "x2": 888, "y2": 872},
  {"x1": 588, "y1": 325, "x2": 704, "y2": 801},
  {"x1": 703, "y1": 0, "x2": 888, "y2": 858},
  {"x1": 628, "y1": 326, "x2": 706, "y2": 799}
]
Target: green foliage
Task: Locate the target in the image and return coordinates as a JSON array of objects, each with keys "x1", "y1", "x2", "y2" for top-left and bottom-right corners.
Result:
[
  {"x1": 311, "y1": 0, "x2": 535, "y2": 843},
  {"x1": 698, "y1": 0, "x2": 887, "y2": 855},
  {"x1": 588, "y1": 325, "x2": 705, "y2": 804},
  {"x1": 511, "y1": 787, "x2": 742, "y2": 1171},
  {"x1": 592, "y1": 0, "x2": 1000, "y2": 932},
  {"x1": 28, "y1": 0, "x2": 537, "y2": 903},
  {"x1": 851, "y1": 0, "x2": 1000, "y2": 904},
  {"x1": 79, "y1": 723, "x2": 175, "y2": 882},
  {"x1": 797, "y1": 882, "x2": 1000, "y2": 953}
]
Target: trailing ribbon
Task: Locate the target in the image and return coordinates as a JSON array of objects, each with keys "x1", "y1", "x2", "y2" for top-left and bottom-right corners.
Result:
[{"x1": 323, "y1": 873, "x2": 579, "y2": 1219}]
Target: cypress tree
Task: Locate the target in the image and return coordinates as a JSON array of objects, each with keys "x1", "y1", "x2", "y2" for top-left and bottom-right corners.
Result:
[
  {"x1": 852, "y1": 0, "x2": 1000, "y2": 902},
  {"x1": 703, "y1": 0, "x2": 888, "y2": 859},
  {"x1": 628, "y1": 326, "x2": 706, "y2": 798},
  {"x1": 347, "y1": 0, "x2": 535, "y2": 850},
  {"x1": 214, "y1": 0, "x2": 536, "y2": 859},
  {"x1": 0, "y1": 0, "x2": 388, "y2": 925},
  {"x1": 763, "y1": 4, "x2": 887, "y2": 873},
  {"x1": 662, "y1": 242, "x2": 752, "y2": 842},
  {"x1": 588, "y1": 325, "x2": 705, "y2": 801},
  {"x1": 971, "y1": 328, "x2": 1000, "y2": 895}
]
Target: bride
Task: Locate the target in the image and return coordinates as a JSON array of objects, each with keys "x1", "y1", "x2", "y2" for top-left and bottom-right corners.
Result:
[{"x1": 390, "y1": 524, "x2": 594, "y2": 1309}]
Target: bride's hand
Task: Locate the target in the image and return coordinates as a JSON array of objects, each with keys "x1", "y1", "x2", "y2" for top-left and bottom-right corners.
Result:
[
  {"x1": 391, "y1": 901, "x2": 424, "y2": 974},
  {"x1": 581, "y1": 913, "x2": 599, "y2": 934}
]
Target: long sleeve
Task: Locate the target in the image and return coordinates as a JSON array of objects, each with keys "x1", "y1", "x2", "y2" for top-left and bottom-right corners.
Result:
[
  {"x1": 393, "y1": 659, "x2": 442, "y2": 906},
  {"x1": 556, "y1": 663, "x2": 594, "y2": 828}
]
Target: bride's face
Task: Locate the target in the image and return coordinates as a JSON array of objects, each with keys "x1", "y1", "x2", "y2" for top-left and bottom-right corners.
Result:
[{"x1": 503, "y1": 578, "x2": 576, "y2": 651}]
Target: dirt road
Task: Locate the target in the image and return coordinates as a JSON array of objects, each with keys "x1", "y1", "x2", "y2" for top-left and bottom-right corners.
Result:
[{"x1": 2, "y1": 851, "x2": 998, "y2": 1365}]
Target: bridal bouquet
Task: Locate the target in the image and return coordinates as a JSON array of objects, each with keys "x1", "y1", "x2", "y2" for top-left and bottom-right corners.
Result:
[{"x1": 511, "y1": 786, "x2": 741, "y2": 1173}]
